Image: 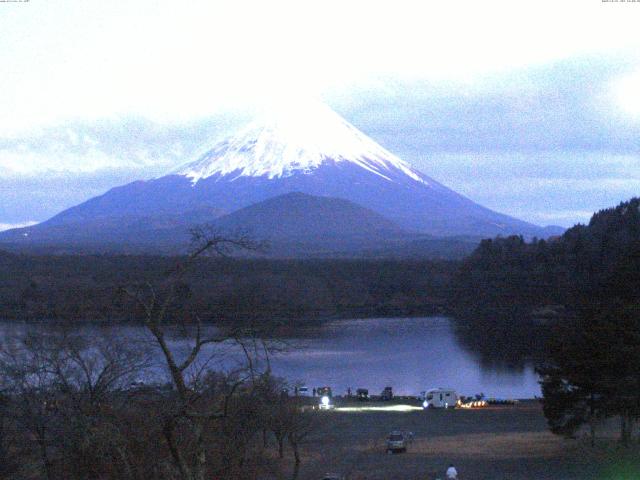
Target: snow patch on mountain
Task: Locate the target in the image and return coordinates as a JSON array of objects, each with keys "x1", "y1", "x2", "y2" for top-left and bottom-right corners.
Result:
[{"x1": 175, "y1": 101, "x2": 428, "y2": 185}]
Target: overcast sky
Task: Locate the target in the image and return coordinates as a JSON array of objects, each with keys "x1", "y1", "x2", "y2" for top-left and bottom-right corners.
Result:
[{"x1": 1, "y1": 0, "x2": 640, "y2": 229}]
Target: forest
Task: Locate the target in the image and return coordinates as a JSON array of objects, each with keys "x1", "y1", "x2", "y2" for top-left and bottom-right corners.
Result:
[
  {"x1": 451, "y1": 198, "x2": 640, "y2": 443},
  {"x1": 450, "y1": 198, "x2": 640, "y2": 352},
  {"x1": 0, "y1": 252, "x2": 455, "y2": 326}
]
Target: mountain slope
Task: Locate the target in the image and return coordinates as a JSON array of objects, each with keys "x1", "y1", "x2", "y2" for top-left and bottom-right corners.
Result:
[
  {"x1": 211, "y1": 192, "x2": 404, "y2": 240},
  {"x1": 0, "y1": 101, "x2": 562, "y2": 252}
]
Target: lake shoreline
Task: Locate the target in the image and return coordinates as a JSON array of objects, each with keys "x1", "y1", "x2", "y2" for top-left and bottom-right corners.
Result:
[
  {"x1": 0, "y1": 304, "x2": 446, "y2": 328},
  {"x1": 1, "y1": 317, "x2": 542, "y2": 399}
]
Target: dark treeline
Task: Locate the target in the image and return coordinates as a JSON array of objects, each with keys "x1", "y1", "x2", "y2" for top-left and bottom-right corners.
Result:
[
  {"x1": 454, "y1": 197, "x2": 640, "y2": 314},
  {"x1": 0, "y1": 253, "x2": 455, "y2": 326},
  {"x1": 449, "y1": 198, "x2": 640, "y2": 362},
  {"x1": 539, "y1": 200, "x2": 640, "y2": 445},
  {"x1": 452, "y1": 198, "x2": 640, "y2": 444}
]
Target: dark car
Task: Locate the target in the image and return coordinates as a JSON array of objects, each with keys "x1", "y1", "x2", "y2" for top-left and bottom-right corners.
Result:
[
  {"x1": 380, "y1": 386, "x2": 393, "y2": 401},
  {"x1": 316, "y1": 386, "x2": 332, "y2": 398},
  {"x1": 356, "y1": 388, "x2": 369, "y2": 401},
  {"x1": 386, "y1": 431, "x2": 407, "y2": 453}
]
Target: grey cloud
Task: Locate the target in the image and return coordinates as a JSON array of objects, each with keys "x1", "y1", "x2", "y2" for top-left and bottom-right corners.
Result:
[
  {"x1": 335, "y1": 55, "x2": 640, "y2": 154},
  {"x1": 0, "y1": 112, "x2": 251, "y2": 176},
  {"x1": 400, "y1": 151, "x2": 640, "y2": 227}
]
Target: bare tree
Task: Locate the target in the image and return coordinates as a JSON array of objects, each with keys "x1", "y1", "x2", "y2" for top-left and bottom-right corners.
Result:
[
  {"x1": 0, "y1": 229, "x2": 295, "y2": 480},
  {"x1": 0, "y1": 327, "x2": 152, "y2": 480},
  {"x1": 255, "y1": 374, "x2": 318, "y2": 479},
  {"x1": 120, "y1": 229, "x2": 268, "y2": 480},
  {"x1": 0, "y1": 333, "x2": 63, "y2": 480},
  {"x1": 287, "y1": 405, "x2": 316, "y2": 480},
  {"x1": 0, "y1": 375, "x2": 19, "y2": 479}
]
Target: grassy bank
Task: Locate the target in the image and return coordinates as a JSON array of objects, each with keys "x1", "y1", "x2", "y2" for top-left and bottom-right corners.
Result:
[{"x1": 291, "y1": 401, "x2": 640, "y2": 479}]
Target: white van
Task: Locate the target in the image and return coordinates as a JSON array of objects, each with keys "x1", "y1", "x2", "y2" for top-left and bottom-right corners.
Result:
[{"x1": 421, "y1": 388, "x2": 458, "y2": 409}]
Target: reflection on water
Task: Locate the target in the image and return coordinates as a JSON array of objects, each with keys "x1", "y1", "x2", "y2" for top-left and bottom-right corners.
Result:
[
  {"x1": 268, "y1": 317, "x2": 540, "y2": 399},
  {"x1": 0, "y1": 317, "x2": 541, "y2": 399}
]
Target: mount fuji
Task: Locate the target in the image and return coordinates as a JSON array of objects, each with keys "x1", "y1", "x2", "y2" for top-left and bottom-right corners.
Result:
[{"x1": 0, "y1": 101, "x2": 562, "y2": 254}]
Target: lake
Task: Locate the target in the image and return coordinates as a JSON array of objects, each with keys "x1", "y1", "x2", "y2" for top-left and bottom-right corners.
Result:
[
  {"x1": 266, "y1": 317, "x2": 540, "y2": 399},
  {"x1": 0, "y1": 317, "x2": 541, "y2": 399}
]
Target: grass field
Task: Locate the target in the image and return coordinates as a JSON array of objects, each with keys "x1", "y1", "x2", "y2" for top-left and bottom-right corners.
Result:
[{"x1": 290, "y1": 400, "x2": 640, "y2": 480}]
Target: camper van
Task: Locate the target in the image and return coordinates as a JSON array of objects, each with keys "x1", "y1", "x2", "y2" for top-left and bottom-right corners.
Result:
[
  {"x1": 421, "y1": 388, "x2": 458, "y2": 409},
  {"x1": 295, "y1": 386, "x2": 309, "y2": 396}
]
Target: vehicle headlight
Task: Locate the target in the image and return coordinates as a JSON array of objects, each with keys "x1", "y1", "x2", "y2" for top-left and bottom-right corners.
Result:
[{"x1": 321, "y1": 396, "x2": 330, "y2": 406}]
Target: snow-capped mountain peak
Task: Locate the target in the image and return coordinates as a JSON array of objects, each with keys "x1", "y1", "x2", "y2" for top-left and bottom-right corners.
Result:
[
  {"x1": 175, "y1": 101, "x2": 427, "y2": 185},
  {"x1": 2, "y1": 100, "x2": 555, "y2": 246}
]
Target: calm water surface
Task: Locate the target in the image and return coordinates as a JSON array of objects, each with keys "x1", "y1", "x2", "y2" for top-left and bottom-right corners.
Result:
[
  {"x1": 0, "y1": 317, "x2": 541, "y2": 399},
  {"x1": 268, "y1": 317, "x2": 540, "y2": 399}
]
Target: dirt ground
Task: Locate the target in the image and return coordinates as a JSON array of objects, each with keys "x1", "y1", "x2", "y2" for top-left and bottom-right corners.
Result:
[{"x1": 291, "y1": 400, "x2": 640, "y2": 480}]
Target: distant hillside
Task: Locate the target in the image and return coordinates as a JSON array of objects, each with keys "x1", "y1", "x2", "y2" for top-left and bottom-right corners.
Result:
[
  {"x1": 212, "y1": 191, "x2": 404, "y2": 240},
  {"x1": 0, "y1": 192, "x2": 480, "y2": 259},
  {"x1": 0, "y1": 206, "x2": 225, "y2": 250}
]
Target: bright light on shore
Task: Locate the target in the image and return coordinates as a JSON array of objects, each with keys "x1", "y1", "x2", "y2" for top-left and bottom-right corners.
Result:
[{"x1": 335, "y1": 405, "x2": 423, "y2": 413}]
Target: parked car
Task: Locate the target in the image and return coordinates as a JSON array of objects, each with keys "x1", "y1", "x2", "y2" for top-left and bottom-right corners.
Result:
[
  {"x1": 380, "y1": 386, "x2": 393, "y2": 401},
  {"x1": 316, "y1": 386, "x2": 332, "y2": 398},
  {"x1": 318, "y1": 394, "x2": 334, "y2": 410},
  {"x1": 386, "y1": 431, "x2": 407, "y2": 453},
  {"x1": 356, "y1": 388, "x2": 369, "y2": 401}
]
